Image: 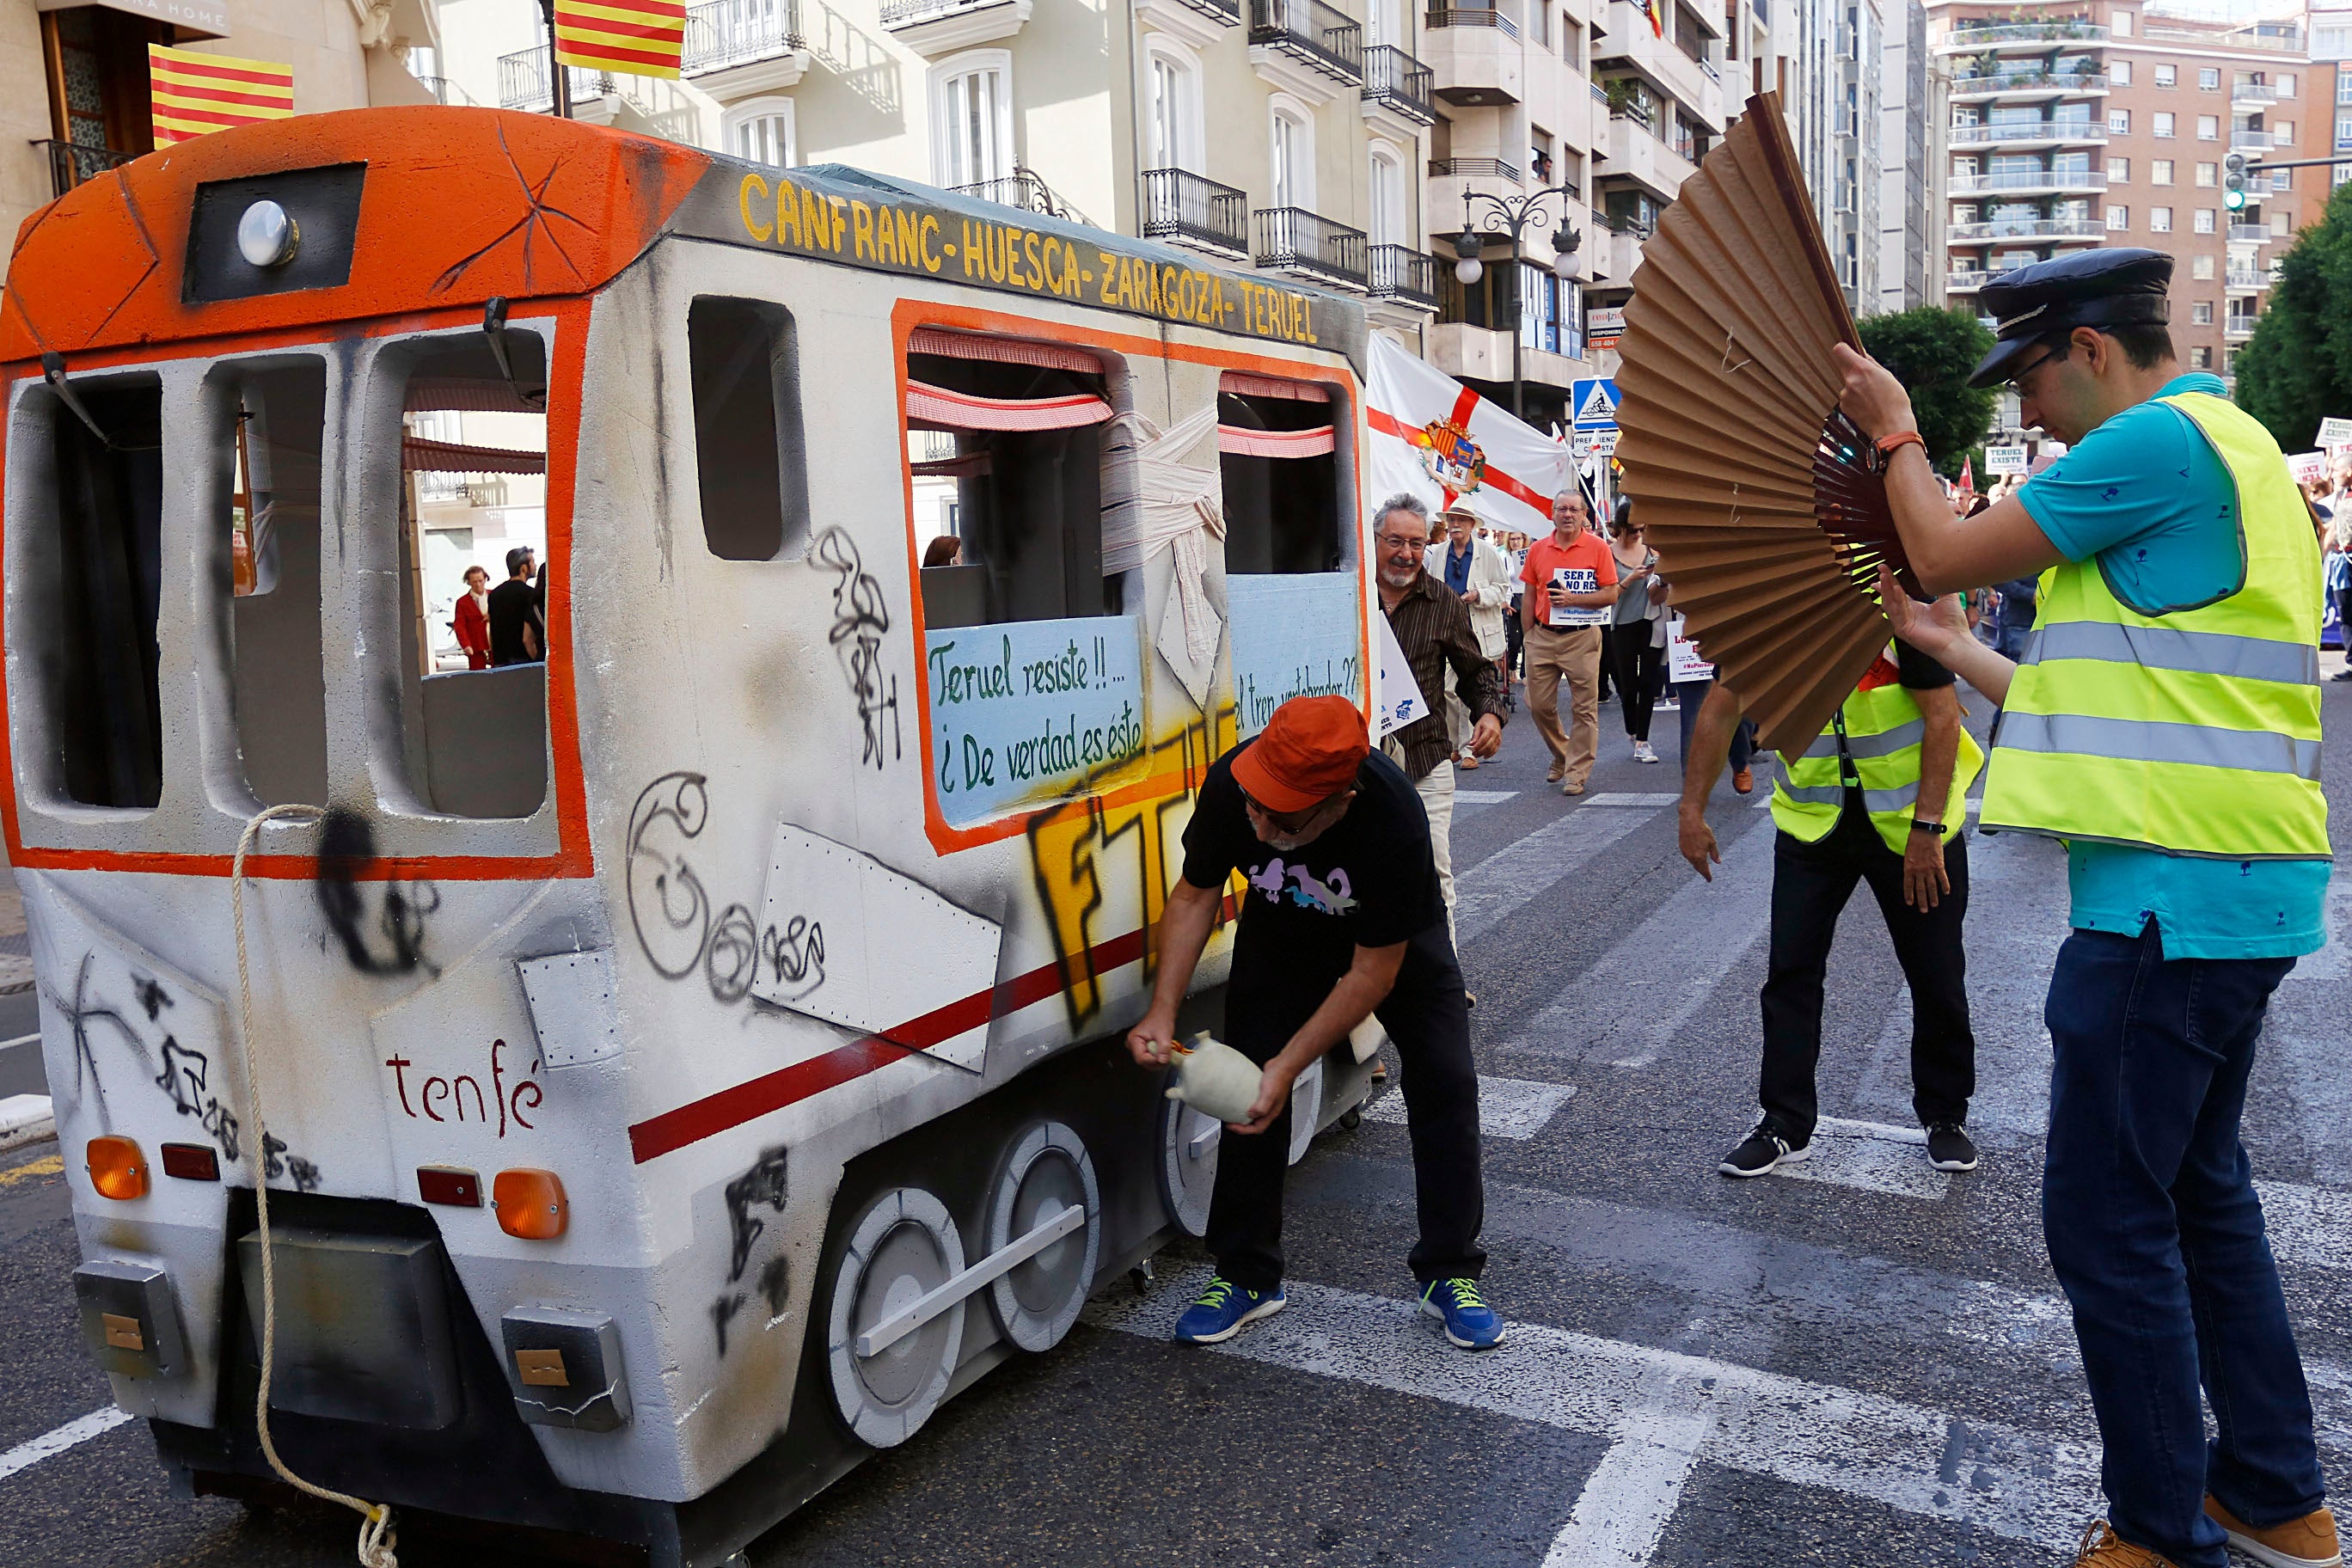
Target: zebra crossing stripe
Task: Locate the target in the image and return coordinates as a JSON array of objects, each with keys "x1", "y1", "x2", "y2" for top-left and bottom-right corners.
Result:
[
  {"x1": 1360, "y1": 1075, "x2": 1575, "y2": 1141},
  {"x1": 1089, "y1": 1265, "x2": 2102, "y2": 1554}
]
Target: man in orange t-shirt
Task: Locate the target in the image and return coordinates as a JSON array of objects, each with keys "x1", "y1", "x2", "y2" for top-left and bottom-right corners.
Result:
[{"x1": 1517, "y1": 490, "x2": 1620, "y2": 793}]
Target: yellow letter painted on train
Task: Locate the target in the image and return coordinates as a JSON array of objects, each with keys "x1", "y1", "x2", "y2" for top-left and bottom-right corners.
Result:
[{"x1": 738, "y1": 173, "x2": 772, "y2": 242}]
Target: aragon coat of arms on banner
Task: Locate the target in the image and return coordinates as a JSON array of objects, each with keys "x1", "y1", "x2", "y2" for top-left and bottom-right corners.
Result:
[{"x1": 1416, "y1": 417, "x2": 1486, "y2": 497}]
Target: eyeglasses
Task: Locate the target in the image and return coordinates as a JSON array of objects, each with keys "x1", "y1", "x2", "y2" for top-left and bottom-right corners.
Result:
[
  {"x1": 2005, "y1": 340, "x2": 2068, "y2": 397},
  {"x1": 1240, "y1": 786, "x2": 1325, "y2": 835}
]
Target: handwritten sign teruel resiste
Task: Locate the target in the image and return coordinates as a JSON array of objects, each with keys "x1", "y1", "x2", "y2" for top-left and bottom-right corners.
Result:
[
  {"x1": 680, "y1": 160, "x2": 1342, "y2": 351},
  {"x1": 926, "y1": 616, "x2": 1148, "y2": 825}
]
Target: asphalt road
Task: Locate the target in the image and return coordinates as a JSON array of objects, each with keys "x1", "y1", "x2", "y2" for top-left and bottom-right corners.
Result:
[{"x1": 2, "y1": 668, "x2": 2348, "y2": 1568}]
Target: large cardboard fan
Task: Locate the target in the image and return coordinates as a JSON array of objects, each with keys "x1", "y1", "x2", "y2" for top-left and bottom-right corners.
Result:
[{"x1": 1616, "y1": 91, "x2": 1918, "y2": 757}]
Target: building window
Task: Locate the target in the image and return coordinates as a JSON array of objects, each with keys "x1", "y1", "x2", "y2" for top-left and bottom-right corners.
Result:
[
  {"x1": 1145, "y1": 39, "x2": 1204, "y2": 173},
  {"x1": 2339, "y1": 114, "x2": 2352, "y2": 148},
  {"x1": 2150, "y1": 205, "x2": 2172, "y2": 231},
  {"x1": 2278, "y1": 119, "x2": 2296, "y2": 142},
  {"x1": 2278, "y1": 73, "x2": 2296, "y2": 97},
  {"x1": 2108, "y1": 203, "x2": 2128, "y2": 230},
  {"x1": 2199, "y1": 67, "x2": 2220, "y2": 90},
  {"x1": 2341, "y1": 68, "x2": 2352, "y2": 105},
  {"x1": 2113, "y1": 9, "x2": 2133, "y2": 35},
  {"x1": 2153, "y1": 158, "x2": 2174, "y2": 184},
  {"x1": 2110, "y1": 60, "x2": 2130, "y2": 87},
  {"x1": 725, "y1": 101, "x2": 796, "y2": 168},
  {"x1": 2195, "y1": 162, "x2": 2216, "y2": 187},
  {"x1": 2190, "y1": 346, "x2": 2211, "y2": 368},
  {"x1": 2155, "y1": 64, "x2": 2176, "y2": 89},
  {"x1": 1269, "y1": 96, "x2": 1314, "y2": 209},
  {"x1": 2154, "y1": 112, "x2": 2176, "y2": 138},
  {"x1": 2195, "y1": 208, "x2": 2215, "y2": 234},
  {"x1": 931, "y1": 52, "x2": 1014, "y2": 190},
  {"x1": 2192, "y1": 254, "x2": 2215, "y2": 279},
  {"x1": 1368, "y1": 141, "x2": 1405, "y2": 245},
  {"x1": 2192, "y1": 301, "x2": 2214, "y2": 324},
  {"x1": 2108, "y1": 156, "x2": 2130, "y2": 181},
  {"x1": 2110, "y1": 109, "x2": 2130, "y2": 134},
  {"x1": 2196, "y1": 115, "x2": 2219, "y2": 140}
]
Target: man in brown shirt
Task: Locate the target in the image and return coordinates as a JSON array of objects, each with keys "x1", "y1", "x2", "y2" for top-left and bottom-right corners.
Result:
[{"x1": 1374, "y1": 494, "x2": 1507, "y2": 944}]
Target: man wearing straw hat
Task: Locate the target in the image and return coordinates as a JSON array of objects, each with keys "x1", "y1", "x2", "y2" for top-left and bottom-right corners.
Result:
[
  {"x1": 1834, "y1": 247, "x2": 2337, "y2": 1568},
  {"x1": 1124, "y1": 695, "x2": 1498, "y2": 1353}
]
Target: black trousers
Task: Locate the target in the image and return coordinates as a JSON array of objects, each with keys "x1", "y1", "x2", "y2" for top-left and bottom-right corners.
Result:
[
  {"x1": 1205, "y1": 923, "x2": 1486, "y2": 1292},
  {"x1": 1611, "y1": 621, "x2": 1667, "y2": 741},
  {"x1": 1758, "y1": 805, "x2": 1975, "y2": 1141}
]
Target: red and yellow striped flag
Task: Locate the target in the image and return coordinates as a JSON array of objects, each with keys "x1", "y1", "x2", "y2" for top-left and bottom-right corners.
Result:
[
  {"x1": 554, "y1": 0, "x2": 689, "y2": 79},
  {"x1": 149, "y1": 44, "x2": 295, "y2": 146}
]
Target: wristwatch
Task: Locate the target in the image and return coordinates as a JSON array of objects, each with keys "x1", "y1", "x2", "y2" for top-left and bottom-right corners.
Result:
[{"x1": 1908, "y1": 818, "x2": 1946, "y2": 837}]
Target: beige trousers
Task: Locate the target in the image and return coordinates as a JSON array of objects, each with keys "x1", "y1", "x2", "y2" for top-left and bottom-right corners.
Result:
[{"x1": 1526, "y1": 623, "x2": 1602, "y2": 787}]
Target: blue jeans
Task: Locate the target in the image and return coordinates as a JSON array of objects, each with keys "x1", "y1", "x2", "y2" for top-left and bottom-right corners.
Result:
[{"x1": 2043, "y1": 922, "x2": 2325, "y2": 1566}]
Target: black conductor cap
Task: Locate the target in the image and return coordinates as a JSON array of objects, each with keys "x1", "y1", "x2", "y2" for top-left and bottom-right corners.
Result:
[{"x1": 1966, "y1": 248, "x2": 2174, "y2": 388}]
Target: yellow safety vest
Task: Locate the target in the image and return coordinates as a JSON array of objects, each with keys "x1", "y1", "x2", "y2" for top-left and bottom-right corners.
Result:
[
  {"x1": 1771, "y1": 651, "x2": 1985, "y2": 854},
  {"x1": 1980, "y1": 390, "x2": 2330, "y2": 860}
]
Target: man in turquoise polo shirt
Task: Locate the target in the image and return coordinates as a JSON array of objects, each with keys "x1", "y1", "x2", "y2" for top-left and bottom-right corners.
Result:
[{"x1": 1832, "y1": 248, "x2": 2337, "y2": 1568}]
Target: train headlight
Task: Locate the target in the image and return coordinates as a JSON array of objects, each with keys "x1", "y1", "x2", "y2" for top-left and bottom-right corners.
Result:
[{"x1": 236, "y1": 199, "x2": 299, "y2": 269}]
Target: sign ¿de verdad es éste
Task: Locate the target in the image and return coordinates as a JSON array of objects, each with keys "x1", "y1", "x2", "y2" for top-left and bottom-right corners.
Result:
[{"x1": 1982, "y1": 444, "x2": 2029, "y2": 477}]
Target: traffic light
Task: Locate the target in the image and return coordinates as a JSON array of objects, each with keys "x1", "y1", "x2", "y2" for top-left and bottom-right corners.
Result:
[{"x1": 2225, "y1": 152, "x2": 2249, "y2": 211}]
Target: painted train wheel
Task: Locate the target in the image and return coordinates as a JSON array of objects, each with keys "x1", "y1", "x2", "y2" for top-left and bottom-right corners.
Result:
[
  {"x1": 985, "y1": 1121, "x2": 1101, "y2": 1353},
  {"x1": 1157, "y1": 1092, "x2": 1220, "y2": 1238},
  {"x1": 825, "y1": 1187, "x2": 965, "y2": 1449}
]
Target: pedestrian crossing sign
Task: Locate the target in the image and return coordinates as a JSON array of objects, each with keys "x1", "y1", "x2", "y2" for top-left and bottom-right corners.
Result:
[{"x1": 1571, "y1": 378, "x2": 1620, "y2": 431}]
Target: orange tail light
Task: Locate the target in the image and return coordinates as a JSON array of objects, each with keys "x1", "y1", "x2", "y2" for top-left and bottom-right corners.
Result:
[
  {"x1": 86, "y1": 1136, "x2": 148, "y2": 1201},
  {"x1": 493, "y1": 1169, "x2": 567, "y2": 1240}
]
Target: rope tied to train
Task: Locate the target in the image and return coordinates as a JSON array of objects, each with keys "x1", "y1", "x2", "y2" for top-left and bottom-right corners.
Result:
[{"x1": 230, "y1": 802, "x2": 400, "y2": 1568}]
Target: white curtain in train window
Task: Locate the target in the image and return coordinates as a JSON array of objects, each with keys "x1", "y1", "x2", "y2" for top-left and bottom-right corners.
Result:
[{"x1": 1099, "y1": 407, "x2": 1224, "y2": 708}]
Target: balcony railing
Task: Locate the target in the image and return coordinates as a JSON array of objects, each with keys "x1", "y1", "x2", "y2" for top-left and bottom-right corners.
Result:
[
  {"x1": 1425, "y1": 6, "x2": 1518, "y2": 40},
  {"x1": 1139, "y1": 168, "x2": 1250, "y2": 258},
  {"x1": 2224, "y1": 269, "x2": 2264, "y2": 290},
  {"x1": 36, "y1": 139, "x2": 137, "y2": 199},
  {"x1": 1160, "y1": 0, "x2": 1241, "y2": 23},
  {"x1": 881, "y1": 0, "x2": 1007, "y2": 24},
  {"x1": 2229, "y1": 129, "x2": 2287, "y2": 152},
  {"x1": 1362, "y1": 44, "x2": 1435, "y2": 124},
  {"x1": 1948, "y1": 169, "x2": 2105, "y2": 193},
  {"x1": 1945, "y1": 270, "x2": 1998, "y2": 291},
  {"x1": 1368, "y1": 245, "x2": 1439, "y2": 309},
  {"x1": 683, "y1": 0, "x2": 803, "y2": 73},
  {"x1": 2225, "y1": 318, "x2": 2257, "y2": 340},
  {"x1": 1249, "y1": 0, "x2": 1362, "y2": 83},
  {"x1": 1430, "y1": 156, "x2": 1522, "y2": 184},
  {"x1": 1947, "y1": 120, "x2": 2106, "y2": 146},
  {"x1": 1945, "y1": 216, "x2": 2104, "y2": 241},
  {"x1": 2228, "y1": 221, "x2": 2273, "y2": 242},
  {"x1": 1944, "y1": 21, "x2": 2109, "y2": 46},
  {"x1": 1253, "y1": 206, "x2": 1368, "y2": 290},
  {"x1": 1949, "y1": 69, "x2": 2108, "y2": 94},
  {"x1": 498, "y1": 48, "x2": 618, "y2": 111},
  {"x1": 2232, "y1": 82, "x2": 2278, "y2": 105},
  {"x1": 952, "y1": 169, "x2": 1087, "y2": 224}
]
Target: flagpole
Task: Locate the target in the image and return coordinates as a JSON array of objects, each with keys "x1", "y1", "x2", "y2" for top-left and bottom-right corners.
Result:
[{"x1": 541, "y1": 0, "x2": 573, "y2": 118}]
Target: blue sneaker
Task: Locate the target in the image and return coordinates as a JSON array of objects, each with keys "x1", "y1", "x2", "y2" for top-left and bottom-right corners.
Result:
[
  {"x1": 1172, "y1": 1277, "x2": 1285, "y2": 1344},
  {"x1": 1420, "y1": 1277, "x2": 1504, "y2": 1350}
]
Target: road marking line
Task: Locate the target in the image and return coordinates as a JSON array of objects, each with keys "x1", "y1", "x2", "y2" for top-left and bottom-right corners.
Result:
[
  {"x1": 1362, "y1": 1075, "x2": 1576, "y2": 1141},
  {"x1": 1581, "y1": 793, "x2": 1681, "y2": 807},
  {"x1": 0, "y1": 1154, "x2": 62, "y2": 1187},
  {"x1": 1089, "y1": 1266, "x2": 2100, "y2": 1552},
  {"x1": 1542, "y1": 1366, "x2": 1715, "y2": 1568},
  {"x1": 1452, "y1": 808, "x2": 1651, "y2": 946},
  {"x1": 2253, "y1": 1180, "x2": 2352, "y2": 1274},
  {"x1": 1454, "y1": 788, "x2": 1520, "y2": 805},
  {"x1": 0, "y1": 1032, "x2": 39, "y2": 1052},
  {"x1": 0, "y1": 1407, "x2": 133, "y2": 1484},
  {"x1": 1775, "y1": 1118, "x2": 1951, "y2": 1200}
]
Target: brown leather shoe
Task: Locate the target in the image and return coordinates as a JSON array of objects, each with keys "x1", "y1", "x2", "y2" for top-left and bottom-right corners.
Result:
[
  {"x1": 2205, "y1": 1497, "x2": 2343, "y2": 1567},
  {"x1": 1732, "y1": 765, "x2": 1755, "y2": 794},
  {"x1": 2071, "y1": 1521, "x2": 2179, "y2": 1566}
]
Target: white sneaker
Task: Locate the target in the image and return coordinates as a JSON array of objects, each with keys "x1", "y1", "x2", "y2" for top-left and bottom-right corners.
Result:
[{"x1": 1633, "y1": 741, "x2": 1660, "y2": 764}]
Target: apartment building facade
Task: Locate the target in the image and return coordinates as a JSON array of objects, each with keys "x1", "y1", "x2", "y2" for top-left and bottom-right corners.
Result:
[
  {"x1": 0, "y1": 0, "x2": 440, "y2": 255},
  {"x1": 1930, "y1": 0, "x2": 2320, "y2": 395}
]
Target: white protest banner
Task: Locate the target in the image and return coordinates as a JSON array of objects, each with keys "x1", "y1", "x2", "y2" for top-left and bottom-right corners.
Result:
[
  {"x1": 1372, "y1": 609, "x2": 1430, "y2": 738},
  {"x1": 2288, "y1": 450, "x2": 2329, "y2": 485},
  {"x1": 1367, "y1": 335, "x2": 1569, "y2": 539},
  {"x1": 1548, "y1": 565, "x2": 1608, "y2": 628},
  {"x1": 1667, "y1": 616, "x2": 1712, "y2": 683},
  {"x1": 1982, "y1": 444, "x2": 2029, "y2": 477},
  {"x1": 2315, "y1": 417, "x2": 2352, "y2": 448}
]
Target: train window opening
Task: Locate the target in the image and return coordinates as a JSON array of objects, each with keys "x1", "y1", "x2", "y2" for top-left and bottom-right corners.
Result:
[
  {"x1": 45, "y1": 372, "x2": 165, "y2": 809},
  {"x1": 906, "y1": 330, "x2": 1121, "y2": 631},
  {"x1": 392, "y1": 330, "x2": 550, "y2": 820},
  {"x1": 1217, "y1": 373, "x2": 1344, "y2": 575},
  {"x1": 689, "y1": 296, "x2": 811, "y2": 561},
  {"x1": 214, "y1": 359, "x2": 329, "y2": 808}
]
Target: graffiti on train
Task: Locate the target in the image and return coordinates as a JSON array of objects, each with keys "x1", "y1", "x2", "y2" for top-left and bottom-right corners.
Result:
[
  {"x1": 712, "y1": 1144, "x2": 792, "y2": 1356},
  {"x1": 383, "y1": 1038, "x2": 545, "y2": 1136},
  {"x1": 814, "y1": 526, "x2": 901, "y2": 771},
  {"x1": 313, "y1": 808, "x2": 442, "y2": 977},
  {"x1": 626, "y1": 771, "x2": 827, "y2": 1008},
  {"x1": 1025, "y1": 704, "x2": 1234, "y2": 1032}
]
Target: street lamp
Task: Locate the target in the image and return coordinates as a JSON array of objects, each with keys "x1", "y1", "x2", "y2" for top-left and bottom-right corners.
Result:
[{"x1": 1450, "y1": 181, "x2": 1583, "y2": 422}]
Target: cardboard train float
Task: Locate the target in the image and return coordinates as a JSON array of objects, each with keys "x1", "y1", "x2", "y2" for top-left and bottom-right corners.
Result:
[{"x1": 3, "y1": 107, "x2": 1381, "y2": 1564}]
